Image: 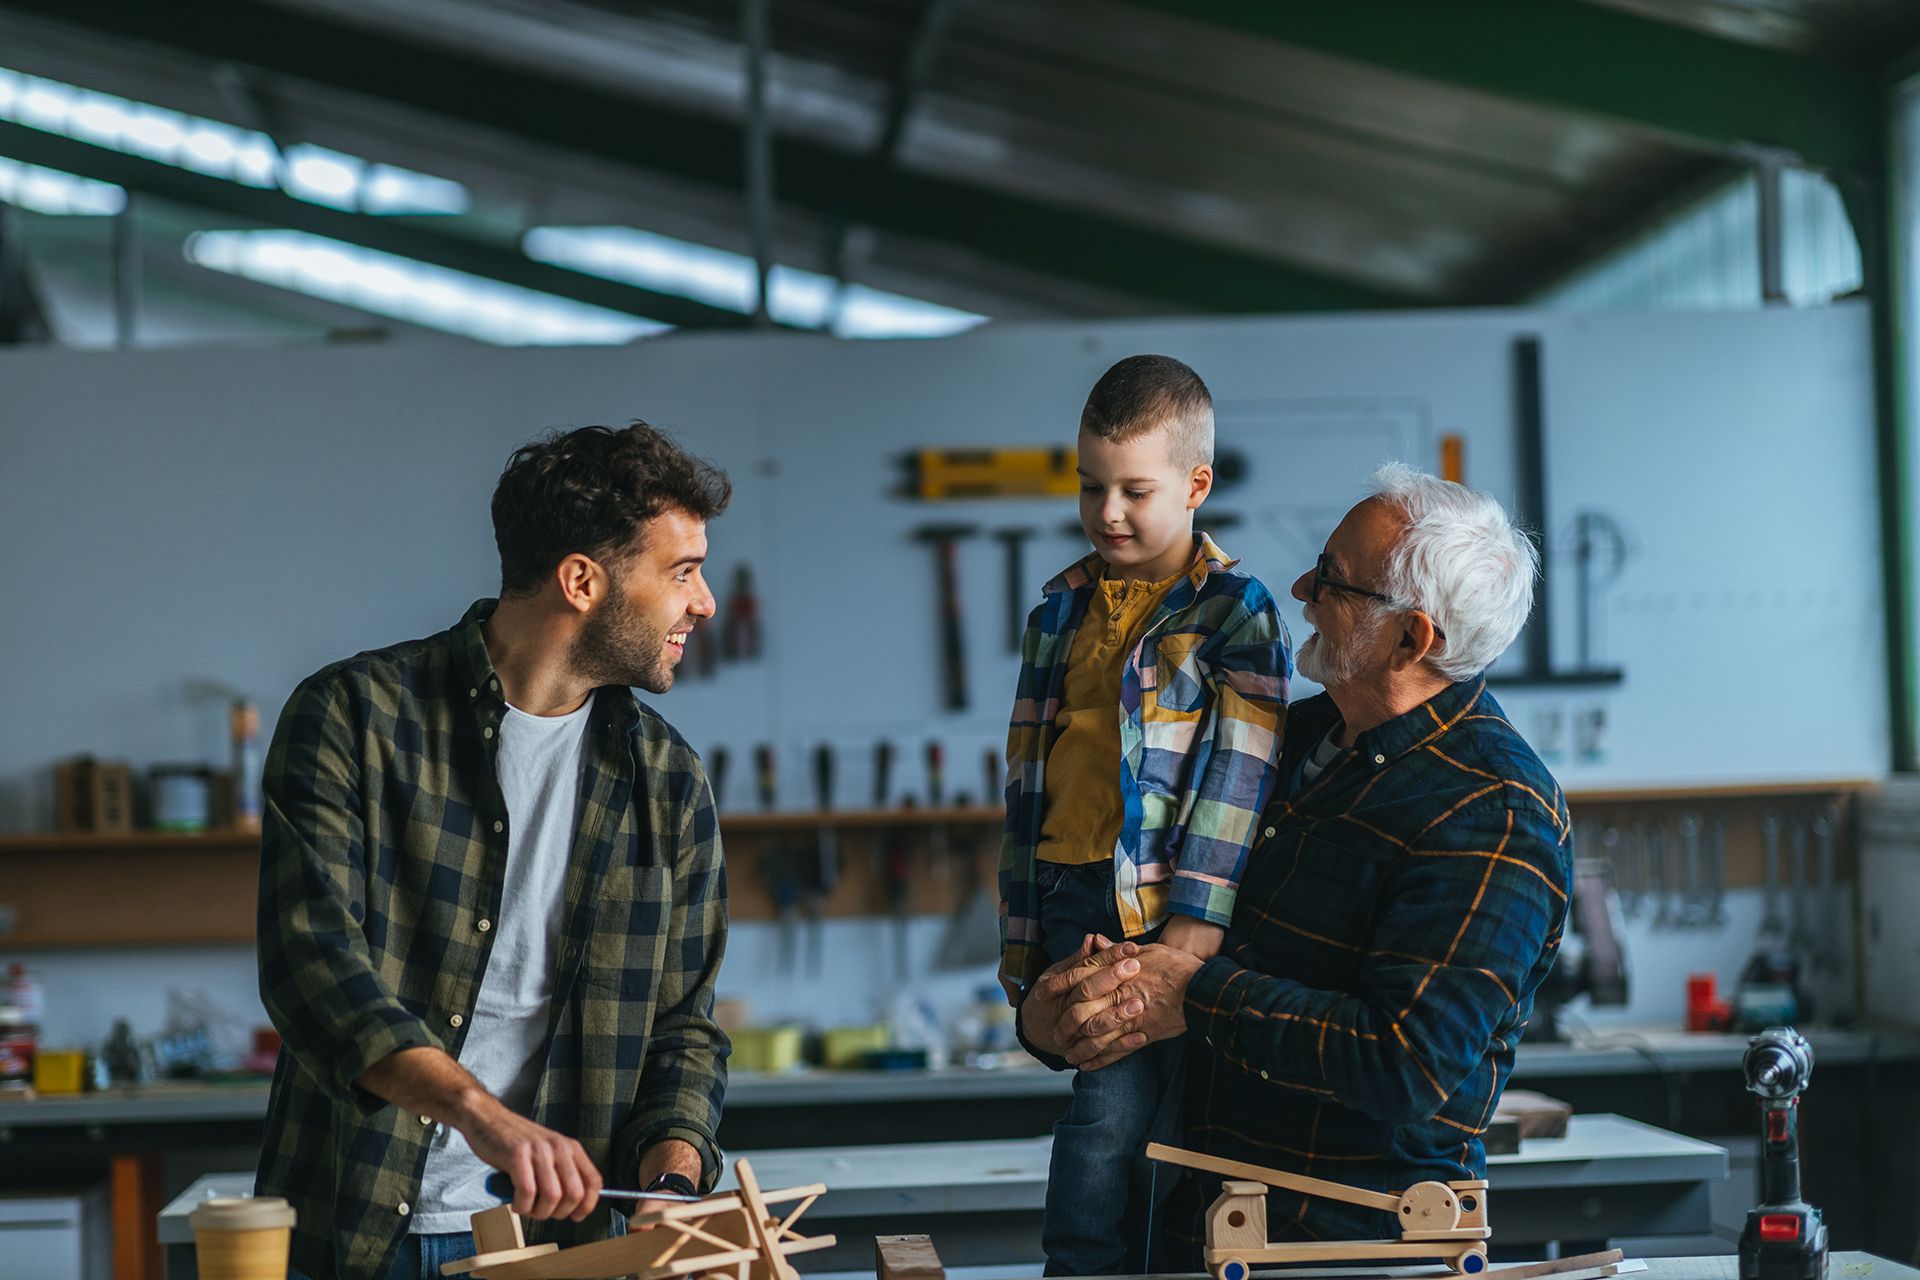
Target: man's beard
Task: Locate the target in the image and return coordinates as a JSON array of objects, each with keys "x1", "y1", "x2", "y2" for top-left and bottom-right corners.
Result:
[
  {"x1": 573, "y1": 583, "x2": 675, "y2": 694},
  {"x1": 1296, "y1": 610, "x2": 1383, "y2": 688}
]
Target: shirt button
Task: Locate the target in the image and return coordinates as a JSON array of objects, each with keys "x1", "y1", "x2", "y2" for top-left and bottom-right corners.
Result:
[
  {"x1": 397, "y1": 1202, "x2": 411, "y2": 1217},
  {"x1": 483, "y1": 726, "x2": 495, "y2": 740},
  {"x1": 492, "y1": 820, "x2": 504, "y2": 833},
  {"x1": 449, "y1": 1013, "x2": 464, "y2": 1028},
  {"x1": 1204, "y1": 1036, "x2": 1214, "y2": 1047},
  {"x1": 1373, "y1": 753, "x2": 1386, "y2": 765},
  {"x1": 468, "y1": 688, "x2": 478, "y2": 698},
  {"x1": 476, "y1": 918, "x2": 492, "y2": 933},
  {"x1": 1262, "y1": 826, "x2": 1276, "y2": 839},
  {"x1": 419, "y1": 1114, "x2": 433, "y2": 1126},
  {"x1": 489, "y1": 679, "x2": 500, "y2": 691},
  {"x1": 1260, "y1": 1070, "x2": 1270, "y2": 1080}
]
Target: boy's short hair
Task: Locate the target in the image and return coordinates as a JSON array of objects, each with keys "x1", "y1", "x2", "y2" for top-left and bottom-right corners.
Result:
[
  {"x1": 492, "y1": 421, "x2": 731, "y2": 597},
  {"x1": 1079, "y1": 354, "x2": 1214, "y2": 471}
]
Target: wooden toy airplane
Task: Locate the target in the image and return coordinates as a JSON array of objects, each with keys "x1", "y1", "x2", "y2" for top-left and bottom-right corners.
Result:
[
  {"x1": 1145, "y1": 1142, "x2": 1492, "y2": 1279},
  {"x1": 439, "y1": 1157, "x2": 836, "y2": 1280}
]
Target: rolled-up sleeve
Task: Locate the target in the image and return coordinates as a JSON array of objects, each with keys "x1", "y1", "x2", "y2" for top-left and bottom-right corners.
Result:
[{"x1": 257, "y1": 673, "x2": 437, "y2": 1114}]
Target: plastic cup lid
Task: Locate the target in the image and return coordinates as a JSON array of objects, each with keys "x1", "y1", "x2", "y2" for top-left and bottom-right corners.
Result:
[{"x1": 189, "y1": 1197, "x2": 297, "y2": 1231}]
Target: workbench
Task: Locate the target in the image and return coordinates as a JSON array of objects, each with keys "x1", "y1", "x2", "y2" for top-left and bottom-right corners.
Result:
[
  {"x1": 11, "y1": 1025, "x2": 1918, "y2": 1278},
  {"x1": 156, "y1": 1115, "x2": 1724, "y2": 1276}
]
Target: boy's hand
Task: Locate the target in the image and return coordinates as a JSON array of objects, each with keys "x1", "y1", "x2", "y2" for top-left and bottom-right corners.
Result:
[
  {"x1": 1160, "y1": 916, "x2": 1225, "y2": 961},
  {"x1": 998, "y1": 967, "x2": 1024, "y2": 1008}
]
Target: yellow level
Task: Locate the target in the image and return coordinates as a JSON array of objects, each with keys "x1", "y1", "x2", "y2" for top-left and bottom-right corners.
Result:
[{"x1": 901, "y1": 447, "x2": 1079, "y2": 500}]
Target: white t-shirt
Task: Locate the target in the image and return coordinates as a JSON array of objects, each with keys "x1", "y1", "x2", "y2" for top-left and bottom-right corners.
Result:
[{"x1": 414, "y1": 692, "x2": 595, "y2": 1232}]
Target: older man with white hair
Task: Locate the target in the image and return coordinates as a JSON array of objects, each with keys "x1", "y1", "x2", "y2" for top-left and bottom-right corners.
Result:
[{"x1": 1016, "y1": 463, "x2": 1572, "y2": 1263}]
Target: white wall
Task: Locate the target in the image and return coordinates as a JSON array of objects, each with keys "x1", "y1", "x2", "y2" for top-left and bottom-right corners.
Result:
[{"x1": 0, "y1": 304, "x2": 1885, "y2": 1046}]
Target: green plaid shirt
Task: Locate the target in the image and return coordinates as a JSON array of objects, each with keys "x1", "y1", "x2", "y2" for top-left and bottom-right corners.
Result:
[{"x1": 255, "y1": 600, "x2": 729, "y2": 1280}]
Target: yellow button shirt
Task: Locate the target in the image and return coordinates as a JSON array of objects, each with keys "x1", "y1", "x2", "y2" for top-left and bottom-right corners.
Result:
[{"x1": 1035, "y1": 562, "x2": 1185, "y2": 866}]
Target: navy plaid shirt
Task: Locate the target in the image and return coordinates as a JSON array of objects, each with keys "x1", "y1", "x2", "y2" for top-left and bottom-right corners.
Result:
[
  {"x1": 255, "y1": 601, "x2": 729, "y2": 1280},
  {"x1": 1167, "y1": 678, "x2": 1570, "y2": 1257}
]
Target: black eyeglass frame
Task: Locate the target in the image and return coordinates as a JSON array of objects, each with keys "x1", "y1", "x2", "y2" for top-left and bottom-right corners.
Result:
[{"x1": 1309, "y1": 554, "x2": 1448, "y2": 643}]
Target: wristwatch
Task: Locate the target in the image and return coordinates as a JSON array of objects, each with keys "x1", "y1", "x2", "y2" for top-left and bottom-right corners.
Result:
[{"x1": 645, "y1": 1171, "x2": 699, "y2": 1198}]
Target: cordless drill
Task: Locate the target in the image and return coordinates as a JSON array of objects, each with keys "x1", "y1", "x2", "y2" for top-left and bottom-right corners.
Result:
[{"x1": 1738, "y1": 1027, "x2": 1828, "y2": 1280}]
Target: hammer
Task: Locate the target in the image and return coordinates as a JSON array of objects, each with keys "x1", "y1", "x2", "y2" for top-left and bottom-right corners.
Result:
[
  {"x1": 993, "y1": 527, "x2": 1037, "y2": 654},
  {"x1": 913, "y1": 523, "x2": 978, "y2": 712}
]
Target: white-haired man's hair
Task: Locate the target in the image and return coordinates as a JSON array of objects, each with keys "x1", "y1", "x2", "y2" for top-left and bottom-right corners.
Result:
[{"x1": 1365, "y1": 461, "x2": 1538, "y2": 683}]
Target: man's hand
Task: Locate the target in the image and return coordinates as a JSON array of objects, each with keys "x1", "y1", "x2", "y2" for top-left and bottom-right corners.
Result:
[
  {"x1": 356, "y1": 1046, "x2": 603, "y2": 1222},
  {"x1": 1160, "y1": 916, "x2": 1226, "y2": 961},
  {"x1": 464, "y1": 1102, "x2": 605, "y2": 1222},
  {"x1": 1068, "y1": 943, "x2": 1204, "y2": 1070},
  {"x1": 1016, "y1": 933, "x2": 1143, "y2": 1061}
]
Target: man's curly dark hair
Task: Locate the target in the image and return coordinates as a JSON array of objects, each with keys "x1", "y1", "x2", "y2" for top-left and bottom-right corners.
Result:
[{"x1": 491, "y1": 422, "x2": 731, "y2": 597}]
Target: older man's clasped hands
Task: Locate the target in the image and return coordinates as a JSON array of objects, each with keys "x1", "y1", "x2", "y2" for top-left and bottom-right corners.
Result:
[{"x1": 1017, "y1": 933, "x2": 1207, "y2": 1071}]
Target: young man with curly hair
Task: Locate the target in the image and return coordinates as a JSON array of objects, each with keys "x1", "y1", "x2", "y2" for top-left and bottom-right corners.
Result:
[{"x1": 256, "y1": 423, "x2": 733, "y2": 1280}]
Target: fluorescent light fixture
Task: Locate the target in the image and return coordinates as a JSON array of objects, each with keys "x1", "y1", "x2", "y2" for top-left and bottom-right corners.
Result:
[
  {"x1": 186, "y1": 229, "x2": 667, "y2": 346},
  {"x1": 0, "y1": 66, "x2": 468, "y2": 215},
  {"x1": 0, "y1": 156, "x2": 125, "y2": 215},
  {"x1": 523, "y1": 225, "x2": 988, "y2": 339}
]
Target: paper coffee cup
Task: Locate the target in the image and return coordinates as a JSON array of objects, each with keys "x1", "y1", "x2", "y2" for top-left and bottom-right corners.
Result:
[{"x1": 189, "y1": 1196, "x2": 297, "y2": 1280}]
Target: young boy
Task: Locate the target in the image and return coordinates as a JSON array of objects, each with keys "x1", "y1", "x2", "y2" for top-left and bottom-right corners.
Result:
[{"x1": 999, "y1": 354, "x2": 1291, "y2": 1276}]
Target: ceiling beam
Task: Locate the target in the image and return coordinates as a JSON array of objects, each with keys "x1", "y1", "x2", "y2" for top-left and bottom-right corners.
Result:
[
  {"x1": 1118, "y1": 0, "x2": 1880, "y2": 175},
  {"x1": 0, "y1": 0, "x2": 1419, "y2": 313},
  {"x1": 0, "y1": 120, "x2": 773, "y2": 329}
]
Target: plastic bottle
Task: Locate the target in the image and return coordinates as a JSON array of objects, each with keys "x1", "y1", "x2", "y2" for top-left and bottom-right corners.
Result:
[
  {"x1": 6, "y1": 964, "x2": 43, "y2": 1027},
  {"x1": 0, "y1": 964, "x2": 39, "y2": 1089}
]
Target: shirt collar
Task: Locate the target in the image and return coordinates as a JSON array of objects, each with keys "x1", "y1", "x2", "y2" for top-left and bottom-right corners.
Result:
[
  {"x1": 1040, "y1": 531, "x2": 1238, "y2": 596},
  {"x1": 1345, "y1": 676, "x2": 1488, "y2": 771},
  {"x1": 452, "y1": 598, "x2": 642, "y2": 735}
]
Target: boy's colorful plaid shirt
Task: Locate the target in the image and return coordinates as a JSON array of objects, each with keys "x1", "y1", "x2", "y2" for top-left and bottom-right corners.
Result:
[
  {"x1": 999, "y1": 534, "x2": 1291, "y2": 988},
  {"x1": 254, "y1": 600, "x2": 729, "y2": 1280}
]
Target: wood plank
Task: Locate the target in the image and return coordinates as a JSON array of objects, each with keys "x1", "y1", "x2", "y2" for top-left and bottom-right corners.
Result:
[
  {"x1": 875, "y1": 1234, "x2": 945, "y2": 1280},
  {"x1": 1146, "y1": 1143, "x2": 1404, "y2": 1214},
  {"x1": 109, "y1": 1153, "x2": 163, "y2": 1280},
  {"x1": 471, "y1": 1237, "x2": 756, "y2": 1280},
  {"x1": 1485, "y1": 1249, "x2": 1626, "y2": 1280}
]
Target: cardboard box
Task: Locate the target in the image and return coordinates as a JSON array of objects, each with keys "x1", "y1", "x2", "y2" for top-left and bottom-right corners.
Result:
[{"x1": 52, "y1": 759, "x2": 134, "y2": 834}]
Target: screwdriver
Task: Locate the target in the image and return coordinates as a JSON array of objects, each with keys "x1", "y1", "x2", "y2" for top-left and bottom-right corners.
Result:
[
  {"x1": 484, "y1": 1171, "x2": 702, "y2": 1204},
  {"x1": 754, "y1": 743, "x2": 776, "y2": 811}
]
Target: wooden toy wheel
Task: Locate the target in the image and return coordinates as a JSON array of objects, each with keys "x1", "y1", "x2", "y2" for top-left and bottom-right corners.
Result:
[
  {"x1": 1453, "y1": 1246, "x2": 1488, "y2": 1275},
  {"x1": 1214, "y1": 1257, "x2": 1250, "y2": 1280}
]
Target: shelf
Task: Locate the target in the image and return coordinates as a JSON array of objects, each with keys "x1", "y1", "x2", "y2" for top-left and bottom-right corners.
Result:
[
  {"x1": 0, "y1": 780, "x2": 1877, "y2": 946},
  {"x1": 1564, "y1": 778, "x2": 1876, "y2": 805},
  {"x1": 0, "y1": 829, "x2": 260, "y2": 854}
]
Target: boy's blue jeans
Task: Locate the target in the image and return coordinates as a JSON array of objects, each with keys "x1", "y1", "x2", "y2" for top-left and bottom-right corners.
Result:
[{"x1": 1036, "y1": 860, "x2": 1186, "y2": 1277}]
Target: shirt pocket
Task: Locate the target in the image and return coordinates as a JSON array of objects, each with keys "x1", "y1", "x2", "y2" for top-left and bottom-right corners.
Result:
[
  {"x1": 1152, "y1": 632, "x2": 1211, "y2": 716},
  {"x1": 583, "y1": 863, "x2": 672, "y2": 997}
]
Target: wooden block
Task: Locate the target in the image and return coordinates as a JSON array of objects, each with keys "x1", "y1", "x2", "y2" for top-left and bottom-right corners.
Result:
[
  {"x1": 875, "y1": 1234, "x2": 944, "y2": 1280},
  {"x1": 1492, "y1": 1090, "x2": 1572, "y2": 1141},
  {"x1": 472, "y1": 1206, "x2": 527, "y2": 1255},
  {"x1": 440, "y1": 1244, "x2": 557, "y2": 1277}
]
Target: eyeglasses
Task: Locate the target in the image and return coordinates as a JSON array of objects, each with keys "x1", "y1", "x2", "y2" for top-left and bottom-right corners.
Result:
[
  {"x1": 1309, "y1": 553, "x2": 1393, "y2": 605},
  {"x1": 1309, "y1": 553, "x2": 1447, "y2": 643}
]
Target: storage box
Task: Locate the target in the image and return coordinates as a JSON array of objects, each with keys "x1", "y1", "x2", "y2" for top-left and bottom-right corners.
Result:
[
  {"x1": 52, "y1": 758, "x2": 133, "y2": 833},
  {"x1": 32, "y1": 1049, "x2": 86, "y2": 1095},
  {"x1": 730, "y1": 1025, "x2": 802, "y2": 1074}
]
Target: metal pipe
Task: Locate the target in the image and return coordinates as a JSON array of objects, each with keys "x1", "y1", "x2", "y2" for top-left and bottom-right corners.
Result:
[
  {"x1": 1757, "y1": 157, "x2": 1786, "y2": 305},
  {"x1": 1512, "y1": 335, "x2": 1551, "y2": 678},
  {"x1": 742, "y1": 0, "x2": 774, "y2": 327}
]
